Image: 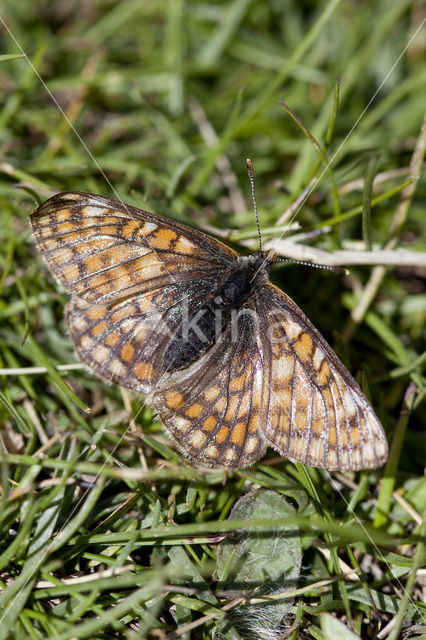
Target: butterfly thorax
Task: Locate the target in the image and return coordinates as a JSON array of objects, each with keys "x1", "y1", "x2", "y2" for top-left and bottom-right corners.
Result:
[{"x1": 162, "y1": 253, "x2": 272, "y2": 372}]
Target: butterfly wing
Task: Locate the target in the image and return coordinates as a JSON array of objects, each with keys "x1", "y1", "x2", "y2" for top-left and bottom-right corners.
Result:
[
  {"x1": 254, "y1": 284, "x2": 388, "y2": 471},
  {"x1": 153, "y1": 308, "x2": 268, "y2": 468},
  {"x1": 65, "y1": 279, "x2": 218, "y2": 393},
  {"x1": 30, "y1": 191, "x2": 238, "y2": 305},
  {"x1": 31, "y1": 191, "x2": 239, "y2": 393}
]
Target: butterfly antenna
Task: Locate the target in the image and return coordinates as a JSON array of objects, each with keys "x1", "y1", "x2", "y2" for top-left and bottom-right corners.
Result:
[
  {"x1": 274, "y1": 256, "x2": 349, "y2": 275},
  {"x1": 246, "y1": 158, "x2": 262, "y2": 253}
]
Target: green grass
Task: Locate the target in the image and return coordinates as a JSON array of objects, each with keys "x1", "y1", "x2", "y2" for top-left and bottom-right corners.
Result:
[{"x1": 0, "y1": 1, "x2": 425, "y2": 638}]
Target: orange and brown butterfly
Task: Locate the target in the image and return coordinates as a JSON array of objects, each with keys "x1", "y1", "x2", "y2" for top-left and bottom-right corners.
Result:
[{"x1": 30, "y1": 190, "x2": 388, "y2": 471}]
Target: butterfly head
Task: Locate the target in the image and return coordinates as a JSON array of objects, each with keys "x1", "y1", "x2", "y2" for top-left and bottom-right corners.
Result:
[{"x1": 236, "y1": 249, "x2": 277, "y2": 291}]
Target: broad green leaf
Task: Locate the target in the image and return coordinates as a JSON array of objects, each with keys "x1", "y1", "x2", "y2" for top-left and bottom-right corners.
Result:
[
  {"x1": 216, "y1": 490, "x2": 301, "y2": 639},
  {"x1": 322, "y1": 613, "x2": 361, "y2": 639}
]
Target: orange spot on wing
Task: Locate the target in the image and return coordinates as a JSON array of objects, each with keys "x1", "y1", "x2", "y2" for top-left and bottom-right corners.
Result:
[
  {"x1": 91, "y1": 321, "x2": 108, "y2": 336},
  {"x1": 86, "y1": 255, "x2": 106, "y2": 274},
  {"x1": 174, "y1": 236, "x2": 195, "y2": 255},
  {"x1": 55, "y1": 208, "x2": 72, "y2": 221},
  {"x1": 350, "y1": 429, "x2": 360, "y2": 447},
  {"x1": 133, "y1": 361, "x2": 154, "y2": 381},
  {"x1": 121, "y1": 221, "x2": 138, "y2": 238},
  {"x1": 229, "y1": 373, "x2": 246, "y2": 392},
  {"x1": 121, "y1": 343, "x2": 135, "y2": 362},
  {"x1": 150, "y1": 228, "x2": 177, "y2": 249},
  {"x1": 203, "y1": 416, "x2": 217, "y2": 431},
  {"x1": 248, "y1": 413, "x2": 259, "y2": 433},
  {"x1": 216, "y1": 425, "x2": 229, "y2": 443},
  {"x1": 58, "y1": 221, "x2": 75, "y2": 233},
  {"x1": 99, "y1": 225, "x2": 118, "y2": 236},
  {"x1": 321, "y1": 386, "x2": 334, "y2": 414},
  {"x1": 317, "y1": 360, "x2": 331, "y2": 386},
  {"x1": 61, "y1": 263, "x2": 80, "y2": 281},
  {"x1": 86, "y1": 306, "x2": 108, "y2": 321},
  {"x1": 328, "y1": 425, "x2": 337, "y2": 447},
  {"x1": 105, "y1": 331, "x2": 120, "y2": 347},
  {"x1": 339, "y1": 430, "x2": 349, "y2": 447},
  {"x1": 164, "y1": 390, "x2": 184, "y2": 409},
  {"x1": 231, "y1": 422, "x2": 246, "y2": 446},
  {"x1": 63, "y1": 231, "x2": 80, "y2": 243},
  {"x1": 294, "y1": 332, "x2": 313, "y2": 360},
  {"x1": 312, "y1": 419, "x2": 324, "y2": 436},
  {"x1": 112, "y1": 305, "x2": 135, "y2": 323},
  {"x1": 186, "y1": 404, "x2": 203, "y2": 418}
]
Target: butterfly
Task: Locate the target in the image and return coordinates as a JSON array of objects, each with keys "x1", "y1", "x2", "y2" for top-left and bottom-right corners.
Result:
[{"x1": 30, "y1": 190, "x2": 388, "y2": 471}]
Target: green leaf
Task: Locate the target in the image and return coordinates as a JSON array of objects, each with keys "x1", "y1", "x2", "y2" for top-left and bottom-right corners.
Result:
[
  {"x1": 0, "y1": 53, "x2": 26, "y2": 62},
  {"x1": 322, "y1": 613, "x2": 361, "y2": 639},
  {"x1": 216, "y1": 490, "x2": 301, "y2": 638}
]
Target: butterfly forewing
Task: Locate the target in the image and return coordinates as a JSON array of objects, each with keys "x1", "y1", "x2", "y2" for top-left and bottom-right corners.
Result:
[
  {"x1": 255, "y1": 284, "x2": 388, "y2": 470},
  {"x1": 30, "y1": 191, "x2": 238, "y2": 305}
]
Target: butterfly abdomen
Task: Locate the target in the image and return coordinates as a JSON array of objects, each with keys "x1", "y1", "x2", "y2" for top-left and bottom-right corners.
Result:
[{"x1": 162, "y1": 258, "x2": 266, "y2": 372}]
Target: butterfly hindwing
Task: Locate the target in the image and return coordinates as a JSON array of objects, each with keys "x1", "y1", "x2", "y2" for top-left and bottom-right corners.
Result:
[
  {"x1": 65, "y1": 279, "x2": 220, "y2": 393},
  {"x1": 153, "y1": 309, "x2": 268, "y2": 468}
]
